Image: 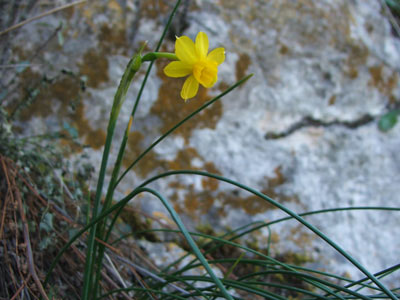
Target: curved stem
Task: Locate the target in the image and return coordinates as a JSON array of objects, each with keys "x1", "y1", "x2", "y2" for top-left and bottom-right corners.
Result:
[
  {"x1": 138, "y1": 169, "x2": 398, "y2": 300},
  {"x1": 82, "y1": 52, "x2": 142, "y2": 299}
]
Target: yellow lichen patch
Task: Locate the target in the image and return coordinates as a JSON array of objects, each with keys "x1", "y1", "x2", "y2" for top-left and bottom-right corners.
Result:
[
  {"x1": 270, "y1": 231, "x2": 280, "y2": 244},
  {"x1": 99, "y1": 24, "x2": 128, "y2": 55},
  {"x1": 79, "y1": 48, "x2": 109, "y2": 88},
  {"x1": 235, "y1": 53, "x2": 251, "y2": 82},
  {"x1": 368, "y1": 65, "x2": 398, "y2": 97},
  {"x1": 261, "y1": 166, "x2": 299, "y2": 206},
  {"x1": 14, "y1": 70, "x2": 81, "y2": 123},
  {"x1": 289, "y1": 224, "x2": 315, "y2": 247},
  {"x1": 85, "y1": 128, "x2": 106, "y2": 149},
  {"x1": 122, "y1": 130, "x2": 164, "y2": 178},
  {"x1": 141, "y1": 0, "x2": 171, "y2": 19},
  {"x1": 218, "y1": 166, "x2": 299, "y2": 216},
  {"x1": 161, "y1": 147, "x2": 223, "y2": 219},
  {"x1": 167, "y1": 148, "x2": 221, "y2": 191},
  {"x1": 171, "y1": 192, "x2": 183, "y2": 214},
  {"x1": 328, "y1": 94, "x2": 336, "y2": 106},
  {"x1": 66, "y1": 97, "x2": 107, "y2": 151},
  {"x1": 217, "y1": 81, "x2": 230, "y2": 92},
  {"x1": 184, "y1": 185, "x2": 201, "y2": 216},
  {"x1": 168, "y1": 165, "x2": 300, "y2": 220},
  {"x1": 79, "y1": 1, "x2": 123, "y2": 30},
  {"x1": 168, "y1": 186, "x2": 215, "y2": 220},
  {"x1": 223, "y1": 192, "x2": 275, "y2": 215},
  {"x1": 346, "y1": 67, "x2": 359, "y2": 79},
  {"x1": 169, "y1": 181, "x2": 186, "y2": 190},
  {"x1": 279, "y1": 44, "x2": 290, "y2": 55},
  {"x1": 10, "y1": 69, "x2": 51, "y2": 120},
  {"x1": 151, "y1": 58, "x2": 223, "y2": 143},
  {"x1": 369, "y1": 65, "x2": 383, "y2": 87},
  {"x1": 344, "y1": 44, "x2": 369, "y2": 79},
  {"x1": 11, "y1": 69, "x2": 107, "y2": 152},
  {"x1": 182, "y1": 189, "x2": 216, "y2": 221},
  {"x1": 168, "y1": 147, "x2": 200, "y2": 170},
  {"x1": 202, "y1": 162, "x2": 221, "y2": 191},
  {"x1": 108, "y1": 0, "x2": 122, "y2": 14}
]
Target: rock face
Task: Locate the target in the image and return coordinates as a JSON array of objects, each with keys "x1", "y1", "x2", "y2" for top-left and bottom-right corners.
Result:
[{"x1": 2, "y1": 0, "x2": 400, "y2": 281}]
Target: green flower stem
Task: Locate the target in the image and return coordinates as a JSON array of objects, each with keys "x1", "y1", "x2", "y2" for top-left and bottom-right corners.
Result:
[
  {"x1": 81, "y1": 51, "x2": 142, "y2": 300},
  {"x1": 142, "y1": 52, "x2": 178, "y2": 62},
  {"x1": 138, "y1": 170, "x2": 398, "y2": 300},
  {"x1": 92, "y1": 1, "x2": 182, "y2": 296}
]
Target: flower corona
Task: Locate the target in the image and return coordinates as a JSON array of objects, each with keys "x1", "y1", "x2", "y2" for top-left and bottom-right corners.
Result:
[{"x1": 164, "y1": 32, "x2": 225, "y2": 100}]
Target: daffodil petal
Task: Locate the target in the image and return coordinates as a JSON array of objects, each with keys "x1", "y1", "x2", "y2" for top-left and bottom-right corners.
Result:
[
  {"x1": 201, "y1": 73, "x2": 218, "y2": 88},
  {"x1": 181, "y1": 75, "x2": 199, "y2": 100},
  {"x1": 164, "y1": 61, "x2": 192, "y2": 78},
  {"x1": 195, "y1": 31, "x2": 209, "y2": 59},
  {"x1": 207, "y1": 47, "x2": 225, "y2": 65},
  {"x1": 175, "y1": 36, "x2": 197, "y2": 65}
]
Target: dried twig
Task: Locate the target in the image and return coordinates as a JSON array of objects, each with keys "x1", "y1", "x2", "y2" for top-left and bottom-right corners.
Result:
[
  {"x1": 10, "y1": 274, "x2": 32, "y2": 300},
  {"x1": 0, "y1": 0, "x2": 87, "y2": 36},
  {"x1": 1, "y1": 157, "x2": 50, "y2": 300},
  {"x1": 0, "y1": 158, "x2": 10, "y2": 239}
]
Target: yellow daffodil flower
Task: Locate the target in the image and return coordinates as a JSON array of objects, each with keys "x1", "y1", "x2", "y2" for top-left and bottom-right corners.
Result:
[{"x1": 164, "y1": 32, "x2": 225, "y2": 100}]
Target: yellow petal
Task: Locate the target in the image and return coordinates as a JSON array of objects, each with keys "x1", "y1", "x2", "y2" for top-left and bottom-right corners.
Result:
[
  {"x1": 195, "y1": 32, "x2": 209, "y2": 59},
  {"x1": 207, "y1": 47, "x2": 225, "y2": 65},
  {"x1": 201, "y1": 73, "x2": 218, "y2": 88},
  {"x1": 181, "y1": 75, "x2": 199, "y2": 100},
  {"x1": 164, "y1": 61, "x2": 192, "y2": 78},
  {"x1": 193, "y1": 60, "x2": 218, "y2": 88},
  {"x1": 175, "y1": 36, "x2": 197, "y2": 65}
]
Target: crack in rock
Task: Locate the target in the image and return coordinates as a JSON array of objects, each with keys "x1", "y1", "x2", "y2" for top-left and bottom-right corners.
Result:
[{"x1": 264, "y1": 115, "x2": 375, "y2": 139}]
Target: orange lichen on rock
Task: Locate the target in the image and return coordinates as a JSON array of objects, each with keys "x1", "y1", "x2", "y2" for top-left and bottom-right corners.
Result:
[
  {"x1": 235, "y1": 53, "x2": 251, "y2": 82},
  {"x1": 122, "y1": 131, "x2": 164, "y2": 178},
  {"x1": 79, "y1": 48, "x2": 109, "y2": 88},
  {"x1": 99, "y1": 24, "x2": 129, "y2": 55},
  {"x1": 218, "y1": 166, "x2": 300, "y2": 216},
  {"x1": 168, "y1": 165, "x2": 300, "y2": 221},
  {"x1": 201, "y1": 162, "x2": 221, "y2": 191},
  {"x1": 141, "y1": 0, "x2": 171, "y2": 19},
  {"x1": 368, "y1": 65, "x2": 398, "y2": 97},
  {"x1": 344, "y1": 44, "x2": 369, "y2": 80},
  {"x1": 10, "y1": 68, "x2": 107, "y2": 152}
]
